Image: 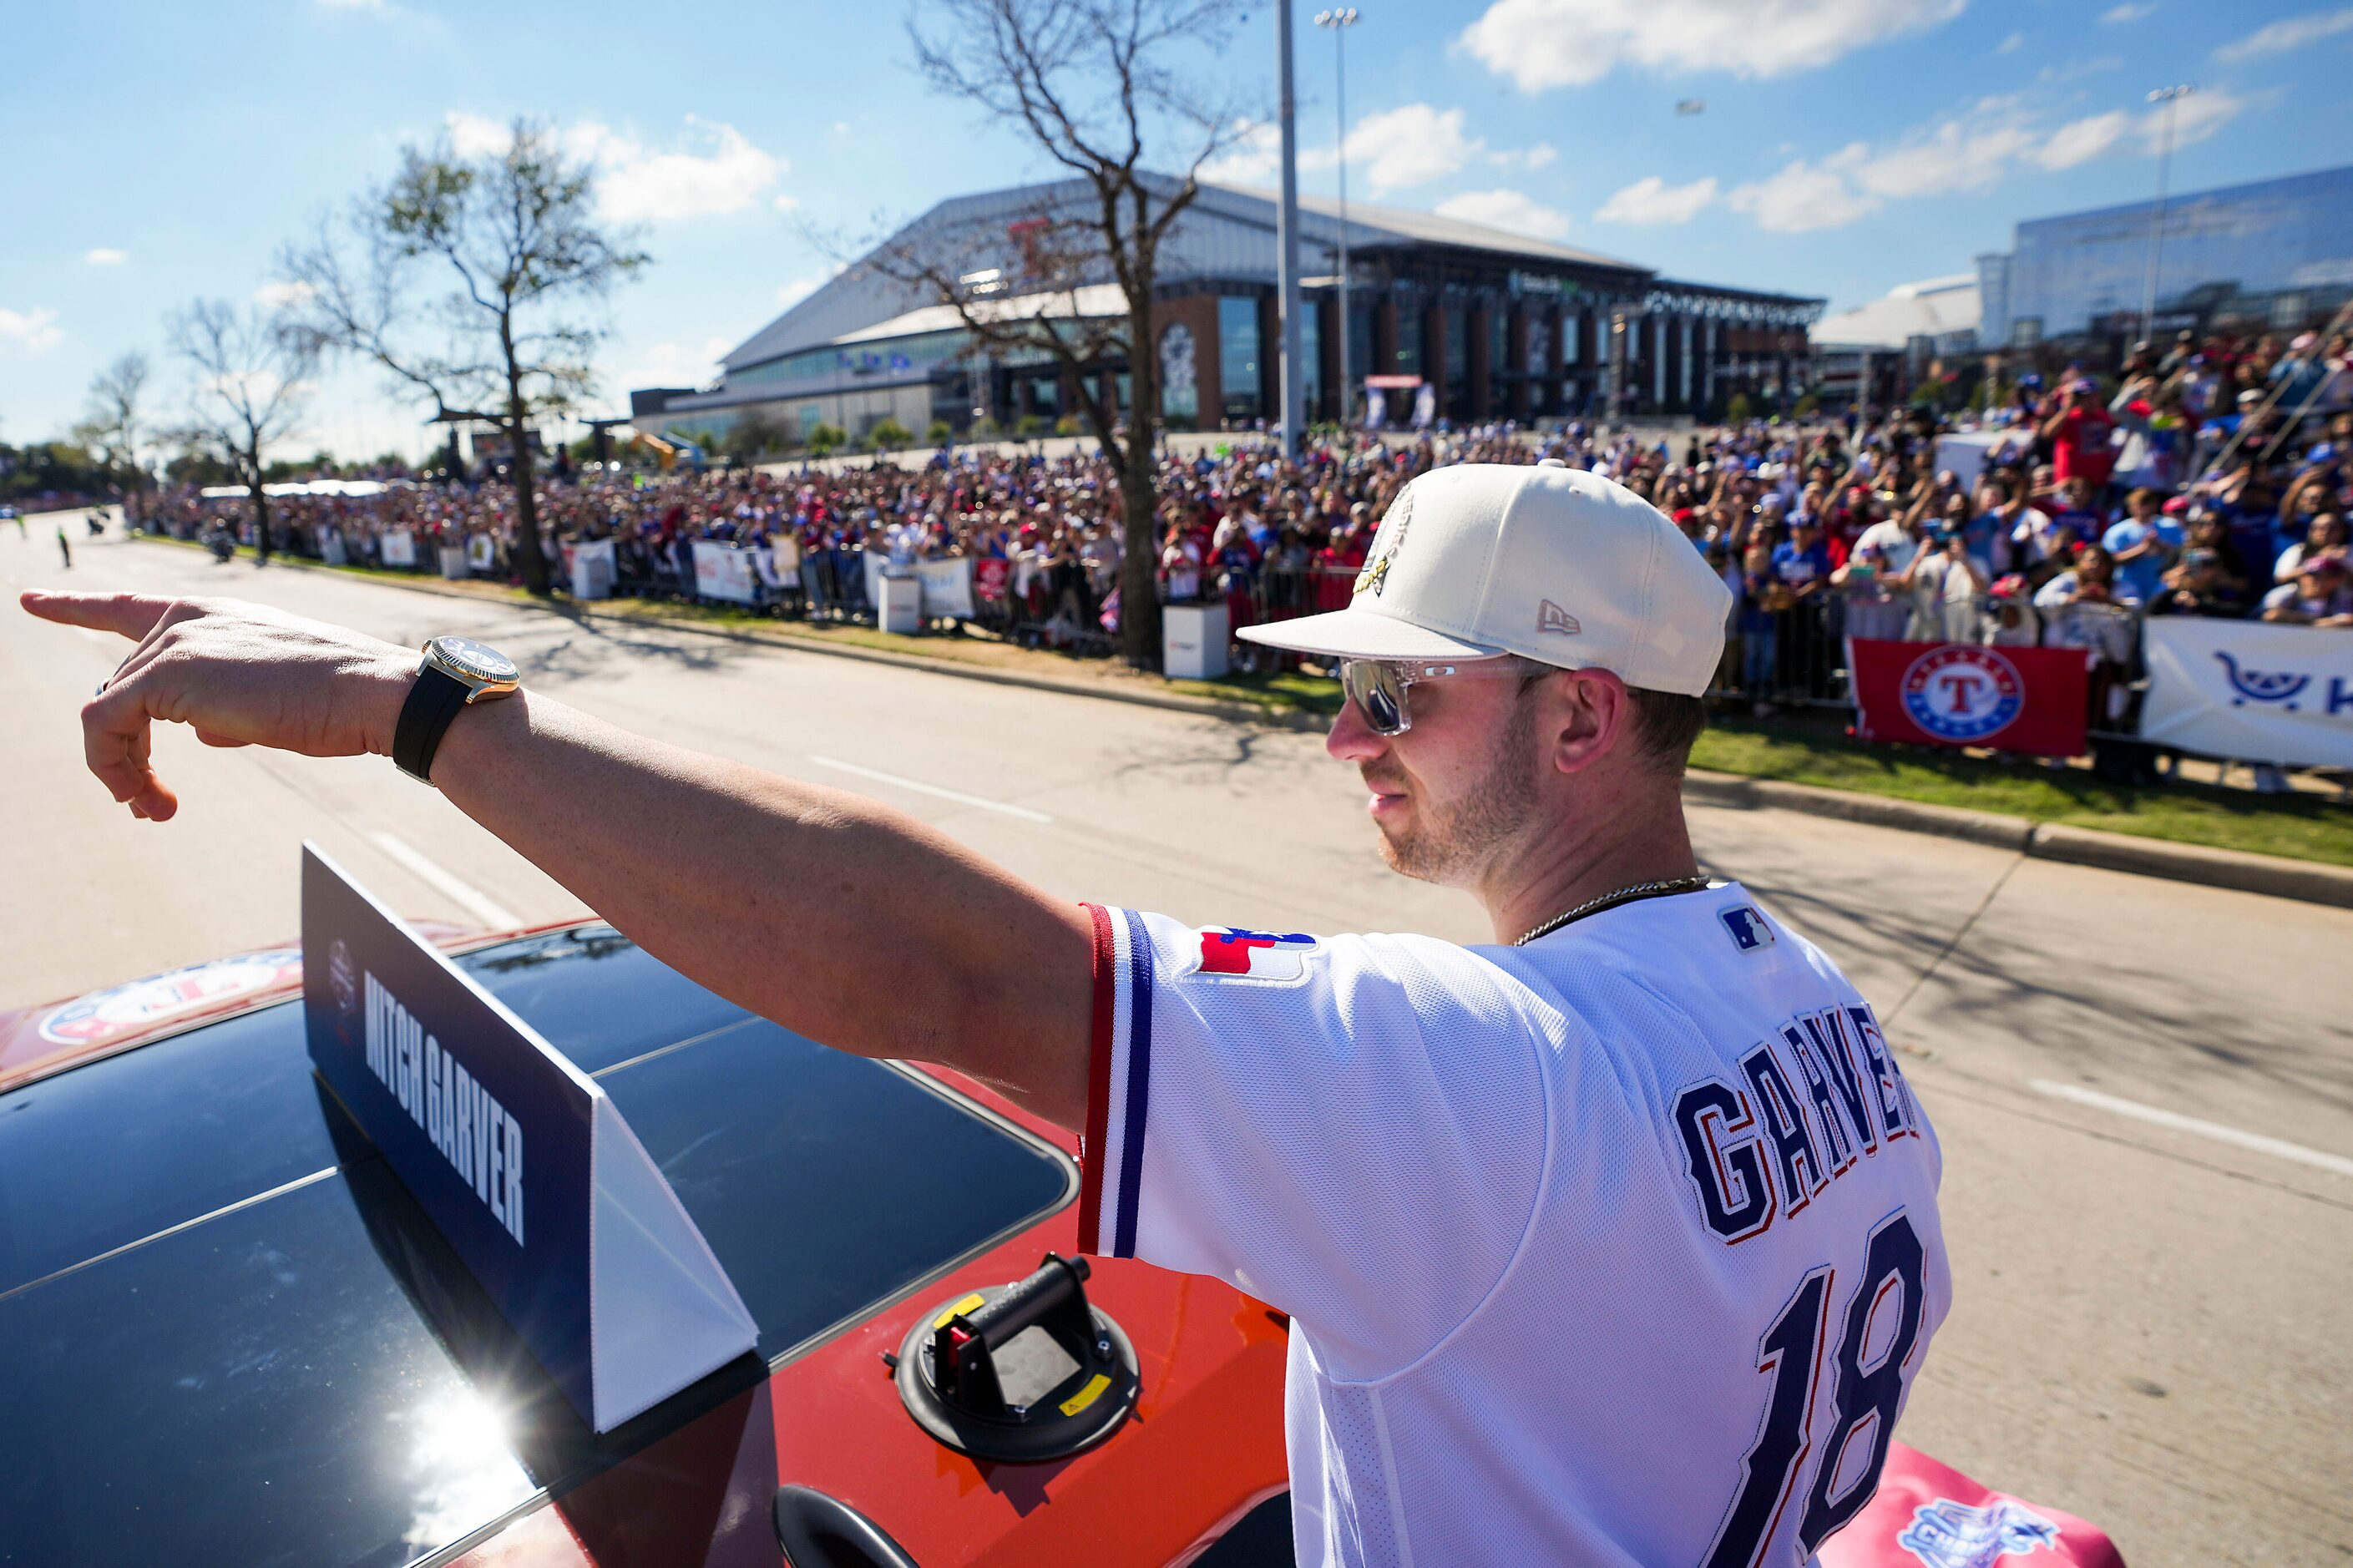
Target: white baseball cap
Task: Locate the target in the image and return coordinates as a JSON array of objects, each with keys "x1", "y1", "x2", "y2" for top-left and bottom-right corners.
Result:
[{"x1": 1238, "y1": 461, "x2": 1732, "y2": 697}]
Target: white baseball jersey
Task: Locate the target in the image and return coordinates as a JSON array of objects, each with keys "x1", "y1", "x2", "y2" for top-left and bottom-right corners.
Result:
[{"x1": 1075, "y1": 885, "x2": 1948, "y2": 1568}]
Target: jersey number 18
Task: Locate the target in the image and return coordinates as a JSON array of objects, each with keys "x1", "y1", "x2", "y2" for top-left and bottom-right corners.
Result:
[{"x1": 1703, "y1": 1210, "x2": 1929, "y2": 1567}]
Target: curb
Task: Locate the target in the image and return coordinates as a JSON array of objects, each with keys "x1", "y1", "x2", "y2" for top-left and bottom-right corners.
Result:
[
  {"x1": 136, "y1": 538, "x2": 2353, "y2": 910},
  {"x1": 1683, "y1": 768, "x2": 2353, "y2": 910},
  {"x1": 1681, "y1": 771, "x2": 2034, "y2": 851}
]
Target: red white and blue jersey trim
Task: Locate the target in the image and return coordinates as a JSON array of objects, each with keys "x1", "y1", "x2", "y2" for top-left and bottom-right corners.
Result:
[{"x1": 1078, "y1": 903, "x2": 1154, "y2": 1258}]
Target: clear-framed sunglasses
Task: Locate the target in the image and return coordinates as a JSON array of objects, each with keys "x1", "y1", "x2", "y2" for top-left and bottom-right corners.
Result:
[{"x1": 1338, "y1": 655, "x2": 1546, "y2": 736}]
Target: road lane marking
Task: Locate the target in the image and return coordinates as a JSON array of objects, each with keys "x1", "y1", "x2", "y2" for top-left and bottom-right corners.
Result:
[
  {"x1": 804, "y1": 755, "x2": 1054, "y2": 823},
  {"x1": 2028, "y1": 1079, "x2": 2353, "y2": 1180},
  {"x1": 369, "y1": 832, "x2": 524, "y2": 931}
]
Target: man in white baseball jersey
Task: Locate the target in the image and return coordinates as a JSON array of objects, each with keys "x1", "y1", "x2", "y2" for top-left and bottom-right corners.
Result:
[{"x1": 25, "y1": 461, "x2": 1944, "y2": 1566}]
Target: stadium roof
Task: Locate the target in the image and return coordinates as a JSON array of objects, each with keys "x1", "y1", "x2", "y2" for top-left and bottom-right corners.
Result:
[
  {"x1": 1814, "y1": 275, "x2": 1980, "y2": 350},
  {"x1": 1193, "y1": 182, "x2": 1648, "y2": 274}
]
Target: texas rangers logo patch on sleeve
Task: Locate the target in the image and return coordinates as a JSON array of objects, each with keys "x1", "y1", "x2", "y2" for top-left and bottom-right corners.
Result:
[{"x1": 1192, "y1": 928, "x2": 1319, "y2": 983}]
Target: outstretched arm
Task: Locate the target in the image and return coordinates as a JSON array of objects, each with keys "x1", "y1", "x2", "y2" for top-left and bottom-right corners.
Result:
[{"x1": 20, "y1": 590, "x2": 1096, "y2": 1129}]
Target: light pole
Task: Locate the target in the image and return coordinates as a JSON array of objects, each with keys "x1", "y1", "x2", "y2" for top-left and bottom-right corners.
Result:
[
  {"x1": 1314, "y1": 8, "x2": 1359, "y2": 426},
  {"x1": 2140, "y1": 83, "x2": 2194, "y2": 342},
  {"x1": 1274, "y1": 0, "x2": 1305, "y2": 458}
]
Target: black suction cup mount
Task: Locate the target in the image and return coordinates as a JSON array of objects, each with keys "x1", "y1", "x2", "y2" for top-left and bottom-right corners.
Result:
[{"x1": 894, "y1": 1252, "x2": 1139, "y2": 1464}]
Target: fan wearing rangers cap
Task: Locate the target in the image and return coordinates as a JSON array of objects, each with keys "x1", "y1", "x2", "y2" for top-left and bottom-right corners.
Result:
[{"x1": 26, "y1": 461, "x2": 1946, "y2": 1567}]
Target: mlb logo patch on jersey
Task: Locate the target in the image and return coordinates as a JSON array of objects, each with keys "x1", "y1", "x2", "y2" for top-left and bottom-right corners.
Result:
[
  {"x1": 1719, "y1": 905, "x2": 1776, "y2": 952},
  {"x1": 1192, "y1": 928, "x2": 1318, "y2": 984}
]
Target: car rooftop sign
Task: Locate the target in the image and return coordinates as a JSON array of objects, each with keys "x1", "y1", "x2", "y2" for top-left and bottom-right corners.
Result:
[{"x1": 300, "y1": 842, "x2": 759, "y2": 1432}]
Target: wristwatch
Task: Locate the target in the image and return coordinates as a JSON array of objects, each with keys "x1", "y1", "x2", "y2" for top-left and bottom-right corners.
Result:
[{"x1": 392, "y1": 635, "x2": 520, "y2": 784}]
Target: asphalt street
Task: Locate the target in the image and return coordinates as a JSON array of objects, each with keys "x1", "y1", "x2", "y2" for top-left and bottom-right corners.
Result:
[{"x1": 5, "y1": 523, "x2": 2349, "y2": 1565}]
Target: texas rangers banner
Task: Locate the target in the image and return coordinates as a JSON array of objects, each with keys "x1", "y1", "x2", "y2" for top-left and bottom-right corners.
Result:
[
  {"x1": 1816, "y1": 1442, "x2": 2125, "y2": 1568},
  {"x1": 2139, "y1": 617, "x2": 2353, "y2": 768},
  {"x1": 1850, "y1": 640, "x2": 2089, "y2": 757},
  {"x1": 300, "y1": 843, "x2": 757, "y2": 1431},
  {"x1": 691, "y1": 540, "x2": 761, "y2": 604}
]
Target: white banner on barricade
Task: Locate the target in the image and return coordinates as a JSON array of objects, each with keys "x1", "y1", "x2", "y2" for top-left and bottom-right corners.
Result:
[
  {"x1": 380, "y1": 529, "x2": 417, "y2": 569},
  {"x1": 691, "y1": 540, "x2": 761, "y2": 604},
  {"x1": 321, "y1": 528, "x2": 348, "y2": 567},
  {"x1": 566, "y1": 538, "x2": 616, "y2": 599},
  {"x1": 917, "y1": 558, "x2": 976, "y2": 620},
  {"x1": 467, "y1": 533, "x2": 496, "y2": 571},
  {"x1": 2140, "y1": 618, "x2": 2353, "y2": 768}
]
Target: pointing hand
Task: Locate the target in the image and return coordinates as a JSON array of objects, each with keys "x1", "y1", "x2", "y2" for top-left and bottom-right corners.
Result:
[{"x1": 19, "y1": 591, "x2": 417, "y2": 822}]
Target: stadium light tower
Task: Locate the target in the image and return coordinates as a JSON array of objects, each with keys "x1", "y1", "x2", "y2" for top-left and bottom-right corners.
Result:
[
  {"x1": 1275, "y1": 0, "x2": 1305, "y2": 458},
  {"x1": 2140, "y1": 83, "x2": 2194, "y2": 341},
  {"x1": 1315, "y1": 8, "x2": 1359, "y2": 425}
]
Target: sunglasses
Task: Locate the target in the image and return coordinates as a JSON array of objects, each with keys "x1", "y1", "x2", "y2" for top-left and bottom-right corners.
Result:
[{"x1": 1338, "y1": 655, "x2": 1542, "y2": 736}]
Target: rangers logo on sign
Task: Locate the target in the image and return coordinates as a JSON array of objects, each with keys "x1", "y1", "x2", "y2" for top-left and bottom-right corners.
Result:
[
  {"x1": 1895, "y1": 1496, "x2": 2061, "y2": 1566},
  {"x1": 1900, "y1": 645, "x2": 2024, "y2": 743},
  {"x1": 39, "y1": 948, "x2": 306, "y2": 1047}
]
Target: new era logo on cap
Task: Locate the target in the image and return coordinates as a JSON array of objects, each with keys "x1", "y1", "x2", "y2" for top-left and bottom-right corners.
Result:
[{"x1": 1538, "y1": 599, "x2": 1581, "y2": 636}]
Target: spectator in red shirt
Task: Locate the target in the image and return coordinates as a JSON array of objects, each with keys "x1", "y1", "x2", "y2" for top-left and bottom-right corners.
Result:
[{"x1": 2040, "y1": 377, "x2": 2118, "y2": 493}]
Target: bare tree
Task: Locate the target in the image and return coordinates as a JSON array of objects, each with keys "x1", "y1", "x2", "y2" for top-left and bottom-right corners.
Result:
[
  {"x1": 283, "y1": 118, "x2": 647, "y2": 595},
  {"x1": 882, "y1": 0, "x2": 1249, "y2": 667},
  {"x1": 167, "y1": 301, "x2": 316, "y2": 564},
  {"x1": 74, "y1": 352, "x2": 153, "y2": 493}
]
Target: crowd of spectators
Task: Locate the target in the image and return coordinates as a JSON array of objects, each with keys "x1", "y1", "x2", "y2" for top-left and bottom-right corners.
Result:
[{"x1": 131, "y1": 322, "x2": 2350, "y2": 782}]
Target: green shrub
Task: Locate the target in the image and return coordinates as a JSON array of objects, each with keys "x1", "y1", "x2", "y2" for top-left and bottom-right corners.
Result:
[{"x1": 868, "y1": 418, "x2": 913, "y2": 451}]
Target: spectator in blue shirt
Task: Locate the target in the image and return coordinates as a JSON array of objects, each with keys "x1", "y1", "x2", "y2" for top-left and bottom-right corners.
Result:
[{"x1": 2101, "y1": 487, "x2": 2183, "y2": 606}]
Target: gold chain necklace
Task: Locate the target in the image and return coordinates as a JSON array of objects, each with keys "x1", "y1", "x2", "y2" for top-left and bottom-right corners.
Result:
[{"x1": 1512, "y1": 876, "x2": 1714, "y2": 947}]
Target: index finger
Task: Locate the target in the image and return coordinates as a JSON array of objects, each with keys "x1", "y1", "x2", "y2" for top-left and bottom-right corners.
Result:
[{"x1": 20, "y1": 590, "x2": 179, "y2": 640}]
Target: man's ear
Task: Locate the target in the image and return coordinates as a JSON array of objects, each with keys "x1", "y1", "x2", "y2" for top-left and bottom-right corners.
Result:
[{"x1": 1538, "y1": 668, "x2": 1628, "y2": 777}]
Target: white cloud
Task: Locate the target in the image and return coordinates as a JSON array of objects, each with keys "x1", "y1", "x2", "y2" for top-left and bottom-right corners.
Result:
[
  {"x1": 1457, "y1": 0, "x2": 1963, "y2": 90},
  {"x1": 442, "y1": 111, "x2": 787, "y2": 225},
  {"x1": 2217, "y1": 7, "x2": 2353, "y2": 61},
  {"x1": 1199, "y1": 119, "x2": 1281, "y2": 185},
  {"x1": 1202, "y1": 105, "x2": 1549, "y2": 193},
  {"x1": 775, "y1": 266, "x2": 844, "y2": 309},
  {"x1": 2100, "y1": 2, "x2": 2154, "y2": 21},
  {"x1": 316, "y1": 0, "x2": 384, "y2": 8},
  {"x1": 1596, "y1": 175, "x2": 1719, "y2": 225},
  {"x1": 617, "y1": 336, "x2": 732, "y2": 391},
  {"x1": 2153, "y1": 87, "x2": 2248, "y2": 151},
  {"x1": 1996, "y1": 30, "x2": 2023, "y2": 53},
  {"x1": 1342, "y1": 104, "x2": 1487, "y2": 190},
  {"x1": 1836, "y1": 113, "x2": 2040, "y2": 199},
  {"x1": 772, "y1": 193, "x2": 799, "y2": 213},
  {"x1": 444, "y1": 109, "x2": 511, "y2": 158},
  {"x1": 255, "y1": 281, "x2": 319, "y2": 311},
  {"x1": 1726, "y1": 159, "x2": 1880, "y2": 232},
  {"x1": 567, "y1": 117, "x2": 785, "y2": 225},
  {"x1": 1712, "y1": 85, "x2": 2255, "y2": 235},
  {"x1": 1434, "y1": 188, "x2": 1572, "y2": 240},
  {"x1": 83, "y1": 247, "x2": 129, "y2": 266},
  {"x1": 0, "y1": 306, "x2": 63, "y2": 353},
  {"x1": 2036, "y1": 109, "x2": 2130, "y2": 169}
]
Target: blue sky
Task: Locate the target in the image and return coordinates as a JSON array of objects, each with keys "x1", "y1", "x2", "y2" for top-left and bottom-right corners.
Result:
[{"x1": 5, "y1": 0, "x2": 2349, "y2": 459}]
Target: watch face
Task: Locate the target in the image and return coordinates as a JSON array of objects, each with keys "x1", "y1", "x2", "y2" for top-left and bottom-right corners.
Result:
[{"x1": 428, "y1": 635, "x2": 519, "y2": 685}]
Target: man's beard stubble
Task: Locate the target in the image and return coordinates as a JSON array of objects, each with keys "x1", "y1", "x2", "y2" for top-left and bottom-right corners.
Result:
[{"x1": 1369, "y1": 694, "x2": 1541, "y2": 886}]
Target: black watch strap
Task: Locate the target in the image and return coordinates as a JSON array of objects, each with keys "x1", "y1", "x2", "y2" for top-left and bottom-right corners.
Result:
[{"x1": 393, "y1": 664, "x2": 473, "y2": 783}]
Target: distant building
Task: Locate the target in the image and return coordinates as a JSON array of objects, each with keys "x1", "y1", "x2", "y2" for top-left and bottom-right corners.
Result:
[
  {"x1": 1812, "y1": 275, "x2": 1980, "y2": 408},
  {"x1": 1976, "y1": 164, "x2": 2353, "y2": 352},
  {"x1": 631, "y1": 175, "x2": 1822, "y2": 445}
]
